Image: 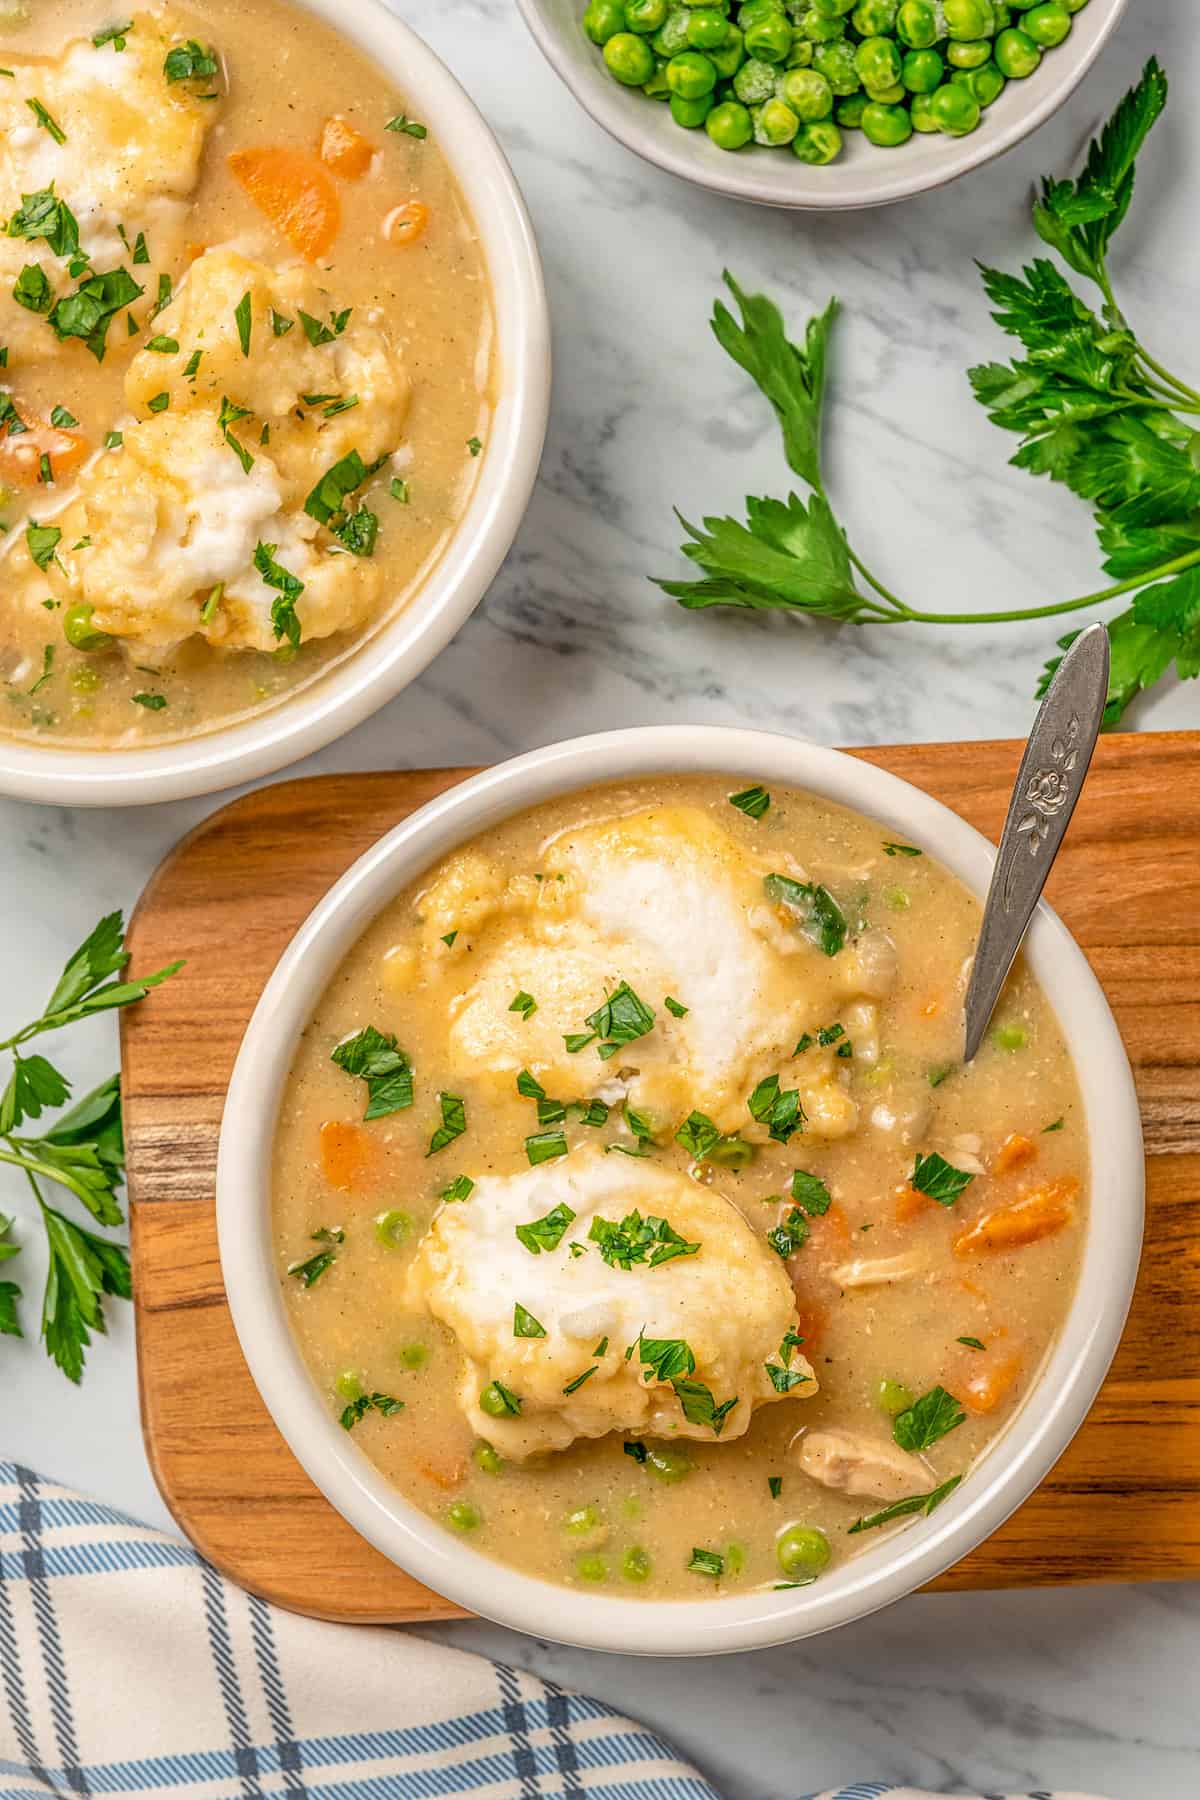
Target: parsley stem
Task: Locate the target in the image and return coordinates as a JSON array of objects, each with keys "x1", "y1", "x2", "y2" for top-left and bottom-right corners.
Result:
[
  {"x1": 1132, "y1": 348, "x2": 1200, "y2": 409},
  {"x1": 890, "y1": 546, "x2": 1200, "y2": 627},
  {"x1": 0, "y1": 1142, "x2": 93, "y2": 1210}
]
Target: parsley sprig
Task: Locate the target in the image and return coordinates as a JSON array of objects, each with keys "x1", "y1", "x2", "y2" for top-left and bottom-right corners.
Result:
[
  {"x1": 0, "y1": 914, "x2": 181, "y2": 1381},
  {"x1": 659, "y1": 61, "x2": 1200, "y2": 727}
]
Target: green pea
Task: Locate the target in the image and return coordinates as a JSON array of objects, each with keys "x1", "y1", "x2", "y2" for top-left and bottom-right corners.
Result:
[
  {"x1": 622, "y1": 1545, "x2": 653, "y2": 1583},
  {"x1": 704, "y1": 1133, "x2": 756, "y2": 1168},
  {"x1": 860, "y1": 98, "x2": 912, "y2": 145},
  {"x1": 646, "y1": 1444, "x2": 694, "y2": 1482},
  {"x1": 743, "y1": 12, "x2": 792, "y2": 59},
  {"x1": 793, "y1": 118, "x2": 843, "y2": 160},
  {"x1": 706, "y1": 97, "x2": 754, "y2": 145},
  {"x1": 784, "y1": 36, "x2": 814, "y2": 66},
  {"x1": 909, "y1": 89, "x2": 940, "y2": 130},
  {"x1": 604, "y1": 30, "x2": 657, "y2": 81},
  {"x1": 876, "y1": 1377, "x2": 916, "y2": 1416},
  {"x1": 864, "y1": 79, "x2": 905, "y2": 102},
  {"x1": 895, "y1": 0, "x2": 936, "y2": 45},
  {"x1": 687, "y1": 5, "x2": 729, "y2": 45},
  {"x1": 851, "y1": 0, "x2": 898, "y2": 32},
  {"x1": 738, "y1": 0, "x2": 784, "y2": 23},
  {"x1": 472, "y1": 1439, "x2": 504, "y2": 1475},
  {"x1": 69, "y1": 663, "x2": 102, "y2": 694},
  {"x1": 797, "y1": 7, "x2": 846, "y2": 42},
  {"x1": 835, "y1": 92, "x2": 868, "y2": 126},
  {"x1": 855, "y1": 33, "x2": 901, "y2": 92},
  {"x1": 63, "y1": 603, "x2": 114, "y2": 653},
  {"x1": 666, "y1": 47, "x2": 717, "y2": 94},
  {"x1": 626, "y1": 0, "x2": 667, "y2": 28},
  {"x1": 669, "y1": 88, "x2": 715, "y2": 124},
  {"x1": 334, "y1": 1369, "x2": 363, "y2": 1401},
  {"x1": 947, "y1": 37, "x2": 991, "y2": 66},
  {"x1": 776, "y1": 1523, "x2": 832, "y2": 1581},
  {"x1": 993, "y1": 1020, "x2": 1028, "y2": 1051},
  {"x1": 446, "y1": 1500, "x2": 481, "y2": 1532},
  {"x1": 994, "y1": 25, "x2": 1041, "y2": 76},
  {"x1": 902, "y1": 47, "x2": 942, "y2": 91},
  {"x1": 993, "y1": 0, "x2": 1013, "y2": 21},
  {"x1": 778, "y1": 65, "x2": 832, "y2": 118},
  {"x1": 1022, "y1": 1, "x2": 1071, "y2": 44},
  {"x1": 753, "y1": 96, "x2": 799, "y2": 142},
  {"x1": 710, "y1": 24, "x2": 746, "y2": 74},
  {"x1": 810, "y1": 0, "x2": 855, "y2": 14},
  {"x1": 963, "y1": 59, "x2": 1006, "y2": 103},
  {"x1": 813, "y1": 38, "x2": 860, "y2": 94},
  {"x1": 479, "y1": 1381, "x2": 514, "y2": 1418},
  {"x1": 575, "y1": 1552, "x2": 609, "y2": 1582},
  {"x1": 564, "y1": 1504, "x2": 603, "y2": 1534},
  {"x1": 724, "y1": 1540, "x2": 747, "y2": 1575},
  {"x1": 583, "y1": 0, "x2": 627, "y2": 46},
  {"x1": 653, "y1": 7, "x2": 692, "y2": 53},
  {"x1": 943, "y1": 0, "x2": 995, "y2": 35},
  {"x1": 1064, "y1": 0, "x2": 1089, "y2": 11},
  {"x1": 642, "y1": 58, "x2": 672, "y2": 97},
  {"x1": 884, "y1": 886, "x2": 910, "y2": 911},
  {"x1": 398, "y1": 1342, "x2": 428, "y2": 1369},
  {"x1": 374, "y1": 1208, "x2": 412, "y2": 1248},
  {"x1": 733, "y1": 54, "x2": 777, "y2": 100},
  {"x1": 930, "y1": 79, "x2": 981, "y2": 131}
]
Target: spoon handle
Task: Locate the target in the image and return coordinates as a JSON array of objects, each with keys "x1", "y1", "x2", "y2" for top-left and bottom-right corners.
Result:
[{"x1": 962, "y1": 621, "x2": 1111, "y2": 1064}]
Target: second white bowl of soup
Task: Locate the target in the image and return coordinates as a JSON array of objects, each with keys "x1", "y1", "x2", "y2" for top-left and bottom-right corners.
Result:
[
  {"x1": 218, "y1": 726, "x2": 1143, "y2": 1654},
  {"x1": 0, "y1": 0, "x2": 549, "y2": 804}
]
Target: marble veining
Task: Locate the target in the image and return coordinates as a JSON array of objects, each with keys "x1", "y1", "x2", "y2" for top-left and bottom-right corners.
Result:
[{"x1": 3, "y1": 2, "x2": 1197, "y2": 1795}]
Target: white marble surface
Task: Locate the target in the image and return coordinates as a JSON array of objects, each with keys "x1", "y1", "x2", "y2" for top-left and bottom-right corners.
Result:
[{"x1": 4, "y1": 0, "x2": 1199, "y2": 1794}]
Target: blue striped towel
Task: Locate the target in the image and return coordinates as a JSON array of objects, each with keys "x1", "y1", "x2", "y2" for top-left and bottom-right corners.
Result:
[{"x1": 0, "y1": 1463, "x2": 1110, "y2": 1800}]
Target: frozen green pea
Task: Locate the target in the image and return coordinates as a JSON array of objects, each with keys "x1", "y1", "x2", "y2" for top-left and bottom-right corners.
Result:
[
  {"x1": 860, "y1": 98, "x2": 911, "y2": 143},
  {"x1": 70, "y1": 663, "x2": 102, "y2": 694},
  {"x1": 398, "y1": 1342, "x2": 428, "y2": 1369},
  {"x1": 909, "y1": 88, "x2": 940, "y2": 129},
  {"x1": 744, "y1": 10, "x2": 792, "y2": 57},
  {"x1": 851, "y1": 0, "x2": 898, "y2": 31},
  {"x1": 653, "y1": 6, "x2": 692, "y2": 52},
  {"x1": 626, "y1": 0, "x2": 668, "y2": 28},
  {"x1": 948, "y1": 37, "x2": 991, "y2": 65},
  {"x1": 785, "y1": 36, "x2": 814, "y2": 65},
  {"x1": 472, "y1": 1439, "x2": 503, "y2": 1474},
  {"x1": 753, "y1": 95, "x2": 799, "y2": 141},
  {"x1": 776, "y1": 1523, "x2": 831, "y2": 1581},
  {"x1": 575, "y1": 1552, "x2": 609, "y2": 1582},
  {"x1": 446, "y1": 1500, "x2": 481, "y2": 1532},
  {"x1": 706, "y1": 96, "x2": 755, "y2": 145},
  {"x1": 63, "y1": 603, "x2": 113, "y2": 653},
  {"x1": 813, "y1": 37, "x2": 860, "y2": 94},
  {"x1": 902, "y1": 46, "x2": 943, "y2": 90},
  {"x1": 994, "y1": 25, "x2": 1041, "y2": 75},
  {"x1": 855, "y1": 33, "x2": 901, "y2": 91},
  {"x1": 797, "y1": 6, "x2": 846, "y2": 41},
  {"x1": 931, "y1": 78, "x2": 981, "y2": 130},
  {"x1": 646, "y1": 1445, "x2": 694, "y2": 1482},
  {"x1": 622, "y1": 1545, "x2": 653, "y2": 1583},
  {"x1": 583, "y1": 0, "x2": 628, "y2": 45},
  {"x1": 895, "y1": 0, "x2": 936, "y2": 45},
  {"x1": 967, "y1": 57, "x2": 1005, "y2": 102},
  {"x1": 669, "y1": 87, "x2": 715, "y2": 122},
  {"x1": 604, "y1": 29, "x2": 657, "y2": 80},
  {"x1": 1022, "y1": 1, "x2": 1071, "y2": 44},
  {"x1": 835, "y1": 91, "x2": 868, "y2": 125},
  {"x1": 943, "y1": 0, "x2": 995, "y2": 36},
  {"x1": 993, "y1": 1021, "x2": 1028, "y2": 1051},
  {"x1": 778, "y1": 65, "x2": 832, "y2": 117},
  {"x1": 794, "y1": 117, "x2": 843, "y2": 159},
  {"x1": 564, "y1": 1504, "x2": 603, "y2": 1534},
  {"x1": 334, "y1": 1369, "x2": 362, "y2": 1401},
  {"x1": 666, "y1": 46, "x2": 717, "y2": 93},
  {"x1": 686, "y1": 4, "x2": 729, "y2": 44},
  {"x1": 710, "y1": 23, "x2": 746, "y2": 73},
  {"x1": 735, "y1": 53, "x2": 780, "y2": 99}
]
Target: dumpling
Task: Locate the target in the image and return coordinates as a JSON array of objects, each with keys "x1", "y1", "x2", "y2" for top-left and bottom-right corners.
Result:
[{"x1": 405, "y1": 1146, "x2": 817, "y2": 1460}]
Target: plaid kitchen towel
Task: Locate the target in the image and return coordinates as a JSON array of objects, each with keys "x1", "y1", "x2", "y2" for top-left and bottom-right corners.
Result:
[{"x1": 0, "y1": 1463, "x2": 1110, "y2": 1800}]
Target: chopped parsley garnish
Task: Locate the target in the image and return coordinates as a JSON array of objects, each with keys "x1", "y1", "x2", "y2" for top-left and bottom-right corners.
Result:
[
  {"x1": 330, "y1": 1024, "x2": 413, "y2": 1118},
  {"x1": 304, "y1": 450, "x2": 384, "y2": 555},
  {"x1": 199, "y1": 583, "x2": 223, "y2": 625},
  {"x1": 574, "y1": 1099, "x2": 610, "y2": 1128},
  {"x1": 882, "y1": 841, "x2": 922, "y2": 857},
  {"x1": 253, "y1": 541, "x2": 304, "y2": 647},
  {"x1": 270, "y1": 307, "x2": 293, "y2": 336},
  {"x1": 623, "y1": 1440, "x2": 648, "y2": 1464},
  {"x1": 575, "y1": 980, "x2": 655, "y2": 1061},
  {"x1": 675, "y1": 1110, "x2": 721, "y2": 1160},
  {"x1": 593, "y1": 1336, "x2": 609, "y2": 1357},
  {"x1": 515, "y1": 1069, "x2": 545, "y2": 1100},
  {"x1": 664, "y1": 995, "x2": 688, "y2": 1018},
  {"x1": 588, "y1": 1209, "x2": 699, "y2": 1270},
  {"x1": 747, "y1": 1073, "x2": 806, "y2": 1144},
  {"x1": 466, "y1": 435, "x2": 482, "y2": 456},
  {"x1": 673, "y1": 1378, "x2": 738, "y2": 1434},
  {"x1": 14, "y1": 264, "x2": 53, "y2": 315},
  {"x1": 104, "y1": 430, "x2": 123, "y2": 449},
  {"x1": 763, "y1": 873, "x2": 847, "y2": 957},
  {"x1": 892, "y1": 1385, "x2": 966, "y2": 1454},
  {"x1": 163, "y1": 40, "x2": 219, "y2": 83},
  {"x1": 385, "y1": 113, "x2": 427, "y2": 138},
  {"x1": 515, "y1": 1201, "x2": 575, "y2": 1254},
  {"x1": 562, "y1": 1365, "x2": 598, "y2": 1394},
  {"x1": 311, "y1": 1225, "x2": 344, "y2": 1246},
  {"x1": 957, "y1": 1336, "x2": 987, "y2": 1351},
  {"x1": 217, "y1": 396, "x2": 255, "y2": 471},
  {"x1": 288, "y1": 1248, "x2": 335, "y2": 1287},
  {"x1": 768, "y1": 1475, "x2": 783, "y2": 1499},
  {"x1": 234, "y1": 289, "x2": 252, "y2": 357},
  {"x1": 927, "y1": 1064, "x2": 954, "y2": 1089},
  {"x1": 509, "y1": 990, "x2": 537, "y2": 1019},
  {"x1": 440, "y1": 930, "x2": 457, "y2": 947},
  {"x1": 564, "y1": 1032, "x2": 595, "y2": 1054},
  {"x1": 525, "y1": 1128, "x2": 567, "y2": 1166},
  {"x1": 427, "y1": 1092, "x2": 466, "y2": 1156},
  {"x1": 910, "y1": 1151, "x2": 975, "y2": 1206},
  {"x1": 1043, "y1": 1117, "x2": 1065, "y2": 1133},
  {"x1": 766, "y1": 1206, "x2": 808, "y2": 1259},
  {"x1": 764, "y1": 1359, "x2": 809, "y2": 1393},
  {"x1": 28, "y1": 646, "x2": 54, "y2": 696},
  {"x1": 789, "y1": 1169, "x2": 831, "y2": 1215},
  {"x1": 332, "y1": 505, "x2": 378, "y2": 558},
  {"x1": 848, "y1": 1474, "x2": 963, "y2": 1535},
  {"x1": 390, "y1": 476, "x2": 409, "y2": 504},
  {"x1": 513, "y1": 1302, "x2": 546, "y2": 1339},
  {"x1": 49, "y1": 405, "x2": 77, "y2": 428},
  {"x1": 729, "y1": 784, "x2": 770, "y2": 819},
  {"x1": 439, "y1": 1174, "x2": 474, "y2": 1203},
  {"x1": 48, "y1": 267, "x2": 144, "y2": 361},
  {"x1": 146, "y1": 391, "x2": 169, "y2": 413},
  {"x1": 688, "y1": 1547, "x2": 724, "y2": 1578},
  {"x1": 25, "y1": 522, "x2": 61, "y2": 571},
  {"x1": 132, "y1": 692, "x2": 167, "y2": 711},
  {"x1": 630, "y1": 1333, "x2": 695, "y2": 1383},
  {"x1": 298, "y1": 307, "x2": 349, "y2": 347},
  {"x1": 340, "y1": 1391, "x2": 403, "y2": 1431},
  {"x1": 480, "y1": 1379, "x2": 521, "y2": 1417},
  {"x1": 0, "y1": 394, "x2": 23, "y2": 437},
  {"x1": 131, "y1": 232, "x2": 149, "y2": 265},
  {"x1": 93, "y1": 20, "x2": 133, "y2": 50},
  {"x1": 7, "y1": 187, "x2": 79, "y2": 259},
  {"x1": 26, "y1": 98, "x2": 65, "y2": 144}
]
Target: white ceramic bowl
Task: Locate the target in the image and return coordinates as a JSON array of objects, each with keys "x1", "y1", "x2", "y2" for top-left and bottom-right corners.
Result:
[
  {"x1": 516, "y1": 0, "x2": 1127, "y2": 210},
  {"x1": 218, "y1": 726, "x2": 1143, "y2": 1655},
  {"x1": 0, "y1": 0, "x2": 550, "y2": 808}
]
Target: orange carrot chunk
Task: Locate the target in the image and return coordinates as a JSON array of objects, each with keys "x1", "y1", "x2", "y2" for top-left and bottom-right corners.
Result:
[
  {"x1": 953, "y1": 1177, "x2": 1079, "y2": 1257},
  {"x1": 994, "y1": 1132, "x2": 1036, "y2": 1176},
  {"x1": 962, "y1": 1351, "x2": 1022, "y2": 1415},
  {"x1": 319, "y1": 114, "x2": 375, "y2": 180},
  {"x1": 894, "y1": 1184, "x2": 934, "y2": 1225},
  {"x1": 0, "y1": 411, "x2": 89, "y2": 487},
  {"x1": 228, "y1": 146, "x2": 341, "y2": 261},
  {"x1": 319, "y1": 1119, "x2": 370, "y2": 1192},
  {"x1": 384, "y1": 200, "x2": 429, "y2": 246}
]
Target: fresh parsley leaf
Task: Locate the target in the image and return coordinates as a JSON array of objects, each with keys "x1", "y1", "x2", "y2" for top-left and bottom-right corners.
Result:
[
  {"x1": 747, "y1": 1074, "x2": 806, "y2": 1144},
  {"x1": 7, "y1": 187, "x2": 79, "y2": 259},
  {"x1": 386, "y1": 114, "x2": 427, "y2": 138},
  {"x1": 582, "y1": 981, "x2": 655, "y2": 1061},
  {"x1": 1043, "y1": 1117, "x2": 1065, "y2": 1134},
  {"x1": 234, "y1": 289, "x2": 252, "y2": 357},
  {"x1": 26, "y1": 98, "x2": 65, "y2": 143},
  {"x1": 631, "y1": 1333, "x2": 695, "y2": 1383},
  {"x1": 513, "y1": 1302, "x2": 546, "y2": 1339},
  {"x1": 49, "y1": 267, "x2": 143, "y2": 361},
  {"x1": 675, "y1": 1110, "x2": 722, "y2": 1160},
  {"x1": 164, "y1": 40, "x2": 219, "y2": 83},
  {"x1": 687, "y1": 1546, "x2": 724, "y2": 1578},
  {"x1": 766, "y1": 1206, "x2": 808, "y2": 1259},
  {"x1": 25, "y1": 521, "x2": 61, "y2": 571},
  {"x1": 132, "y1": 691, "x2": 167, "y2": 710},
  {"x1": 664, "y1": 995, "x2": 688, "y2": 1018},
  {"x1": 562, "y1": 1365, "x2": 597, "y2": 1394},
  {"x1": 588, "y1": 1209, "x2": 699, "y2": 1271},
  {"x1": 764, "y1": 1361, "x2": 809, "y2": 1394},
  {"x1": 515, "y1": 1202, "x2": 575, "y2": 1254},
  {"x1": 253, "y1": 542, "x2": 304, "y2": 647},
  {"x1": 439, "y1": 1174, "x2": 474, "y2": 1203},
  {"x1": 957, "y1": 1336, "x2": 987, "y2": 1351},
  {"x1": 893, "y1": 1385, "x2": 966, "y2": 1454},
  {"x1": 330, "y1": 1025, "x2": 413, "y2": 1118},
  {"x1": 525, "y1": 1128, "x2": 567, "y2": 1166},
  {"x1": 93, "y1": 20, "x2": 133, "y2": 50},
  {"x1": 789, "y1": 1169, "x2": 831, "y2": 1215},
  {"x1": 14, "y1": 263, "x2": 53, "y2": 315},
  {"x1": 509, "y1": 990, "x2": 537, "y2": 1020},
  {"x1": 849, "y1": 1474, "x2": 963, "y2": 1534},
  {"x1": 623, "y1": 1440, "x2": 648, "y2": 1464},
  {"x1": 711, "y1": 272, "x2": 835, "y2": 492},
  {"x1": 882, "y1": 841, "x2": 921, "y2": 857},
  {"x1": 673, "y1": 1378, "x2": 738, "y2": 1435},
  {"x1": 911, "y1": 1151, "x2": 975, "y2": 1207},
  {"x1": 40, "y1": 1204, "x2": 130, "y2": 1383},
  {"x1": 768, "y1": 1474, "x2": 783, "y2": 1499},
  {"x1": 427, "y1": 1092, "x2": 466, "y2": 1156},
  {"x1": 660, "y1": 490, "x2": 864, "y2": 620},
  {"x1": 340, "y1": 1391, "x2": 403, "y2": 1430},
  {"x1": 729, "y1": 784, "x2": 770, "y2": 819},
  {"x1": 480, "y1": 1379, "x2": 521, "y2": 1416},
  {"x1": 763, "y1": 873, "x2": 846, "y2": 956},
  {"x1": 288, "y1": 1249, "x2": 336, "y2": 1287}
]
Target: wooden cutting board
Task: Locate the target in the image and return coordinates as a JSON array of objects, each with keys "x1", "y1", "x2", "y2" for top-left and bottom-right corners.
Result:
[{"x1": 121, "y1": 734, "x2": 1200, "y2": 1625}]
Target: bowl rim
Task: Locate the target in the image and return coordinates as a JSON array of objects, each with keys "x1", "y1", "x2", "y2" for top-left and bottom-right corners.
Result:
[
  {"x1": 0, "y1": 0, "x2": 551, "y2": 807},
  {"x1": 514, "y1": 0, "x2": 1129, "y2": 212},
  {"x1": 217, "y1": 725, "x2": 1144, "y2": 1656}
]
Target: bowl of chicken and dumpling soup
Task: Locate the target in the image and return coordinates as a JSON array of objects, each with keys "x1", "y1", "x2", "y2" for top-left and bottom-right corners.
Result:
[
  {"x1": 218, "y1": 726, "x2": 1143, "y2": 1653},
  {"x1": 0, "y1": 0, "x2": 548, "y2": 805}
]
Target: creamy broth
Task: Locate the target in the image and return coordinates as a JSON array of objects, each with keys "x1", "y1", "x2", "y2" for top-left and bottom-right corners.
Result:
[
  {"x1": 273, "y1": 777, "x2": 1087, "y2": 1599},
  {"x1": 0, "y1": 0, "x2": 492, "y2": 745}
]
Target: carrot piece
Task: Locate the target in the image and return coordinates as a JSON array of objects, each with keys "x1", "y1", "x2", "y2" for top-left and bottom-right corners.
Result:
[
  {"x1": 319, "y1": 114, "x2": 375, "y2": 180},
  {"x1": 0, "y1": 410, "x2": 89, "y2": 487},
  {"x1": 894, "y1": 1184, "x2": 935, "y2": 1225},
  {"x1": 961, "y1": 1351, "x2": 1022, "y2": 1414},
  {"x1": 953, "y1": 1177, "x2": 1079, "y2": 1257},
  {"x1": 228, "y1": 146, "x2": 341, "y2": 260},
  {"x1": 920, "y1": 998, "x2": 940, "y2": 1019},
  {"x1": 319, "y1": 1119, "x2": 370, "y2": 1192},
  {"x1": 994, "y1": 1132, "x2": 1036, "y2": 1176},
  {"x1": 808, "y1": 1203, "x2": 852, "y2": 1251},
  {"x1": 788, "y1": 1294, "x2": 827, "y2": 1350},
  {"x1": 417, "y1": 1458, "x2": 467, "y2": 1492},
  {"x1": 384, "y1": 200, "x2": 429, "y2": 246}
]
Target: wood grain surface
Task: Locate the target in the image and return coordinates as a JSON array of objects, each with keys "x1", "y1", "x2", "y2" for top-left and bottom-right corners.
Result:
[{"x1": 121, "y1": 734, "x2": 1200, "y2": 1624}]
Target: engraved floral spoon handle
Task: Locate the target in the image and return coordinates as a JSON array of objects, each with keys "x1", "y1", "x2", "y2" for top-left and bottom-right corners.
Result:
[{"x1": 962, "y1": 621, "x2": 1111, "y2": 1064}]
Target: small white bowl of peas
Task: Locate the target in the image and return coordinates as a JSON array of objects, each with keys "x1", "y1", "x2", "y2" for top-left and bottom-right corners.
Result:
[{"x1": 516, "y1": 0, "x2": 1127, "y2": 209}]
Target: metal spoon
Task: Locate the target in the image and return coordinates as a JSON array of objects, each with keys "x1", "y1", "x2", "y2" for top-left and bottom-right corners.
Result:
[{"x1": 961, "y1": 621, "x2": 1111, "y2": 1064}]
